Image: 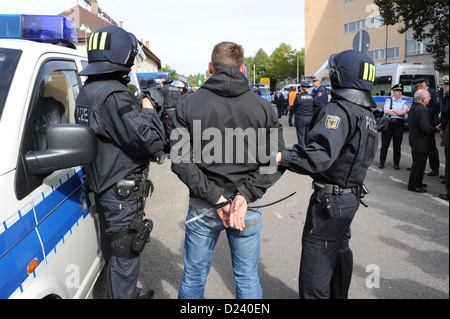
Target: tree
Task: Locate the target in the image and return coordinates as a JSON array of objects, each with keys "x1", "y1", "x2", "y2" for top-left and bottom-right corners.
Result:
[
  {"x1": 266, "y1": 43, "x2": 305, "y2": 83},
  {"x1": 244, "y1": 49, "x2": 269, "y2": 84},
  {"x1": 374, "y1": 0, "x2": 449, "y2": 70},
  {"x1": 160, "y1": 65, "x2": 179, "y2": 80}
]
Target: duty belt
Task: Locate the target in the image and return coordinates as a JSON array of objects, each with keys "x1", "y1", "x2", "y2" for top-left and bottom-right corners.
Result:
[
  {"x1": 312, "y1": 181, "x2": 369, "y2": 207},
  {"x1": 312, "y1": 181, "x2": 357, "y2": 195}
]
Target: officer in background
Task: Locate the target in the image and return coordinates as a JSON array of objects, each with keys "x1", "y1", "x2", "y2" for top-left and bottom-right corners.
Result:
[
  {"x1": 293, "y1": 81, "x2": 314, "y2": 147},
  {"x1": 277, "y1": 50, "x2": 378, "y2": 298},
  {"x1": 274, "y1": 88, "x2": 285, "y2": 119},
  {"x1": 282, "y1": 86, "x2": 289, "y2": 116},
  {"x1": 76, "y1": 26, "x2": 165, "y2": 299},
  {"x1": 158, "y1": 79, "x2": 185, "y2": 154},
  {"x1": 378, "y1": 84, "x2": 409, "y2": 170},
  {"x1": 288, "y1": 86, "x2": 297, "y2": 126},
  {"x1": 411, "y1": 78, "x2": 441, "y2": 176},
  {"x1": 439, "y1": 76, "x2": 449, "y2": 200},
  {"x1": 311, "y1": 77, "x2": 328, "y2": 113}
]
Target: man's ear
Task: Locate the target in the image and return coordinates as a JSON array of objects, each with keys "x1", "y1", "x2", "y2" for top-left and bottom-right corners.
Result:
[
  {"x1": 208, "y1": 62, "x2": 215, "y2": 74},
  {"x1": 239, "y1": 65, "x2": 246, "y2": 74}
]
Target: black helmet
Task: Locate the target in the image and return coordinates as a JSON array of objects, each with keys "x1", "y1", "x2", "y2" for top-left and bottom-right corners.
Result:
[
  {"x1": 328, "y1": 50, "x2": 377, "y2": 108},
  {"x1": 79, "y1": 25, "x2": 138, "y2": 76}
]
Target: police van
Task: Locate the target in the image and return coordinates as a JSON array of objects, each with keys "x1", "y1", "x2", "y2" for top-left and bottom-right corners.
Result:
[
  {"x1": 0, "y1": 14, "x2": 102, "y2": 299},
  {"x1": 371, "y1": 62, "x2": 439, "y2": 117}
]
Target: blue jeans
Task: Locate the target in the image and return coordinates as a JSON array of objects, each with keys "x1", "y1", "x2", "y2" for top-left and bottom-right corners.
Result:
[{"x1": 178, "y1": 198, "x2": 263, "y2": 299}]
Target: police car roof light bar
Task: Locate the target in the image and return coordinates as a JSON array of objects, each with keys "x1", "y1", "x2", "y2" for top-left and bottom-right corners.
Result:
[{"x1": 0, "y1": 14, "x2": 77, "y2": 44}]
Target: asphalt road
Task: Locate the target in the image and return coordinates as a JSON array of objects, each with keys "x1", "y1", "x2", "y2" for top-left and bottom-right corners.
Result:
[{"x1": 90, "y1": 108, "x2": 449, "y2": 300}]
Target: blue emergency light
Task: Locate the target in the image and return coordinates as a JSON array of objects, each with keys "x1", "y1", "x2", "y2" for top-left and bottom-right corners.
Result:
[{"x1": 0, "y1": 14, "x2": 77, "y2": 44}]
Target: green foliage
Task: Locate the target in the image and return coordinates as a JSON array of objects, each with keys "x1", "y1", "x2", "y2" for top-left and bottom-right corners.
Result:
[
  {"x1": 266, "y1": 44, "x2": 305, "y2": 83},
  {"x1": 170, "y1": 44, "x2": 305, "y2": 87},
  {"x1": 374, "y1": 0, "x2": 449, "y2": 70},
  {"x1": 160, "y1": 65, "x2": 179, "y2": 80}
]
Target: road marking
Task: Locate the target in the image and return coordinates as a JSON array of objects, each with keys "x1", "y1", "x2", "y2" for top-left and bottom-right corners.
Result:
[
  {"x1": 369, "y1": 166, "x2": 448, "y2": 206},
  {"x1": 389, "y1": 173, "x2": 448, "y2": 206},
  {"x1": 274, "y1": 212, "x2": 283, "y2": 219},
  {"x1": 389, "y1": 176, "x2": 407, "y2": 185},
  {"x1": 369, "y1": 167, "x2": 383, "y2": 174}
]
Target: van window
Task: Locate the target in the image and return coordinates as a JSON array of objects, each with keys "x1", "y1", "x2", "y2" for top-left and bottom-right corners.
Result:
[
  {"x1": 0, "y1": 48, "x2": 22, "y2": 120},
  {"x1": 400, "y1": 75, "x2": 436, "y2": 97},
  {"x1": 15, "y1": 60, "x2": 82, "y2": 200},
  {"x1": 372, "y1": 76, "x2": 392, "y2": 96}
]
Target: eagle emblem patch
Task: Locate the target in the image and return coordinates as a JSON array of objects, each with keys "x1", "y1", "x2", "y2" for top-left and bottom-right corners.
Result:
[{"x1": 325, "y1": 115, "x2": 341, "y2": 129}]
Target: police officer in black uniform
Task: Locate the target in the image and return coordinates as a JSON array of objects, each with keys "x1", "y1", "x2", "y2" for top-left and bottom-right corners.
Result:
[
  {"x1": 158, "y1": 79, "x2": 184, "y2": 154},
  {"x1": 293, "y1": 81, "x2": 314, "y2": 147},
  {"x1": 277, "y1": 50, "x2": 378, "y2": 299},
  {"x1": 75, "y1": 26, "x2": 165, "y2": 299},
  {"x1": 311, "y1": 77, "x2": 328, "y2": 113}
]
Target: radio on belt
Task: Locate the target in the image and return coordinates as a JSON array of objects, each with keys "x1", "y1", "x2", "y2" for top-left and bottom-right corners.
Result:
[{"x1": 0, "y1": 14, "x2": 77, "y2": 45}]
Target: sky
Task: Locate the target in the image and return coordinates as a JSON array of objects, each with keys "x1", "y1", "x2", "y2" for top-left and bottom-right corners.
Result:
[{"x1": 1, "y1": 0, "x2": 305, "y2": 76}]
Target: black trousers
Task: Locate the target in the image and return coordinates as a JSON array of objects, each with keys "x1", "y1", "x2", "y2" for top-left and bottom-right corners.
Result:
[
  {"x1": 445, "y1": 146, "x2": 449, "y2": 195},
  {"x1": 95, "y1": 182, "x2": 141, "y2": 299},
  {"x1": 408, "y1": 151, "x2": 428, "y2": 189},
  {"x1": 276, "y1": 103, "x2": 283, "y2": 119},
  {"x1": 428, "y1": 146, "x2": 440, "y2": 172},
  {"x1": 288, "y1": 106, "x2": 295, "y2": 126},
  {"x1": 379, "y1": 119, "x2": 404, "y2": 166},
  {"x1": 299, "y1": 192, "x2": 360, "y2": 299}
]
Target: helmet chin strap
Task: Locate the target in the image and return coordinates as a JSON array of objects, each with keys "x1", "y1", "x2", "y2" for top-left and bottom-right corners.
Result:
[{"x1": 331, "y1": 88, "x2": 377, "y2": 109}]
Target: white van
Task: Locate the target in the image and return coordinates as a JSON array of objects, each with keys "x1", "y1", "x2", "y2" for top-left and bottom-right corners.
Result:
[
  {"x1": 0, "y1": 14, "x2": 102, "y2": 299},
  {"x1": 371, "y1": 62, "x2": 439, "y2": 116}
]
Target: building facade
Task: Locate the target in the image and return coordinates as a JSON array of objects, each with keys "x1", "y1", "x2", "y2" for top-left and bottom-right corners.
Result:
[{"x1": 305, "y1": 0, "x2": 449, "y2": 83}]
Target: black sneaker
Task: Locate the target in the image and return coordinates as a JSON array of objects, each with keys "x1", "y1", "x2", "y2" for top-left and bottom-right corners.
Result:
[
  {"x1": 136, "y1": 288, "x2": 155, "y2": 299},
  {"x1": 427, "y1": 170, "x2": 439, "y2": 177}
]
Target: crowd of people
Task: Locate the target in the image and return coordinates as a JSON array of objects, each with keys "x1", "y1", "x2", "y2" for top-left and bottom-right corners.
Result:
[{"x1": 375, "y1": 77, "x2": 448, "y2": 199}]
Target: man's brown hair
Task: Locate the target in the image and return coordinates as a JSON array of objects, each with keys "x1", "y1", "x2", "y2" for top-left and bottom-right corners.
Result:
[{"x1": 211, "y1": 42, "x2": 244, "y2": 71}]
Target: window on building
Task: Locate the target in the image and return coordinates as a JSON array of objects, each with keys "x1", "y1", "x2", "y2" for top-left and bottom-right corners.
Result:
[
  {"x1": 406, "y1": 37, "x2": 433, "y2": 56},
  {"x1": 344, "y1": 16, "x2": 384, "y2": 33},
  {"x1": 367, "y1": 47, "x2": 399, "y2": 61}
]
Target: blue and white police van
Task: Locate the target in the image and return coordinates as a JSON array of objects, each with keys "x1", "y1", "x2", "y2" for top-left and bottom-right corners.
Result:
[
  {"x1": 371, "y1": 62, "x2": 439, "y2": 117},
  {"x1": 0, "y1": 14, "x2": 102, "y2": 299}
]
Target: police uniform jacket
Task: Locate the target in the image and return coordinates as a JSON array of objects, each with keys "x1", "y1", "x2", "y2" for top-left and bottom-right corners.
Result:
[
  {"x1": 171, "y1": 66, "x2": 285, "y2": 205},
  {"x1": 158, "y1": 84, "x2": 183, "y2": 112},
  {"x1": 427, "y1": 87, "x2": 442, "y2": 123},
  {"x1": 408, "y1": 101, "x2": 437, "y2": 153},
  {"x1": 312, "y1": 85, "x2": 328, "y2": 108},
  {"x1": 441, "y1": 103, "x2": 449, "y2": 148},
  {"x1": 293, "y1": 91, "x2": 314, "y2": 116},
  {"x1": 280, "y1": 92, "x2": 378, "y2": 187},
  {"x1": 75, "y1": 76, "x2": 165, "y2": 193},
  {"x1": 273, "y1": 92, "x2": 285, "y2": 106}
]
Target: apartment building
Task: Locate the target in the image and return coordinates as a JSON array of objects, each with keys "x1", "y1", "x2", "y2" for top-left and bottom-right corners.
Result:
[{"x1": 305, "y1": 0, "x2": 448, "y2": 82}]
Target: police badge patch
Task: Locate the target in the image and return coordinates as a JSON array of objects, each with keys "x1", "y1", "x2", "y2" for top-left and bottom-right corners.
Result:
[{"x1": 325, "y1": 115, "x2": 341, "y2": 129}]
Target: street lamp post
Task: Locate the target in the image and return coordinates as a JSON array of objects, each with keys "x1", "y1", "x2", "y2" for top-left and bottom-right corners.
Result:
[{"x1": 79, "y1": 24, "x2": 92, "y2": 48}]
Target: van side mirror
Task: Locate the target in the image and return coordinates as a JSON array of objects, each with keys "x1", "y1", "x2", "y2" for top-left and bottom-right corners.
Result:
[{"x1": 25, "y1": 124, "x2": 97, "y2": 175}]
